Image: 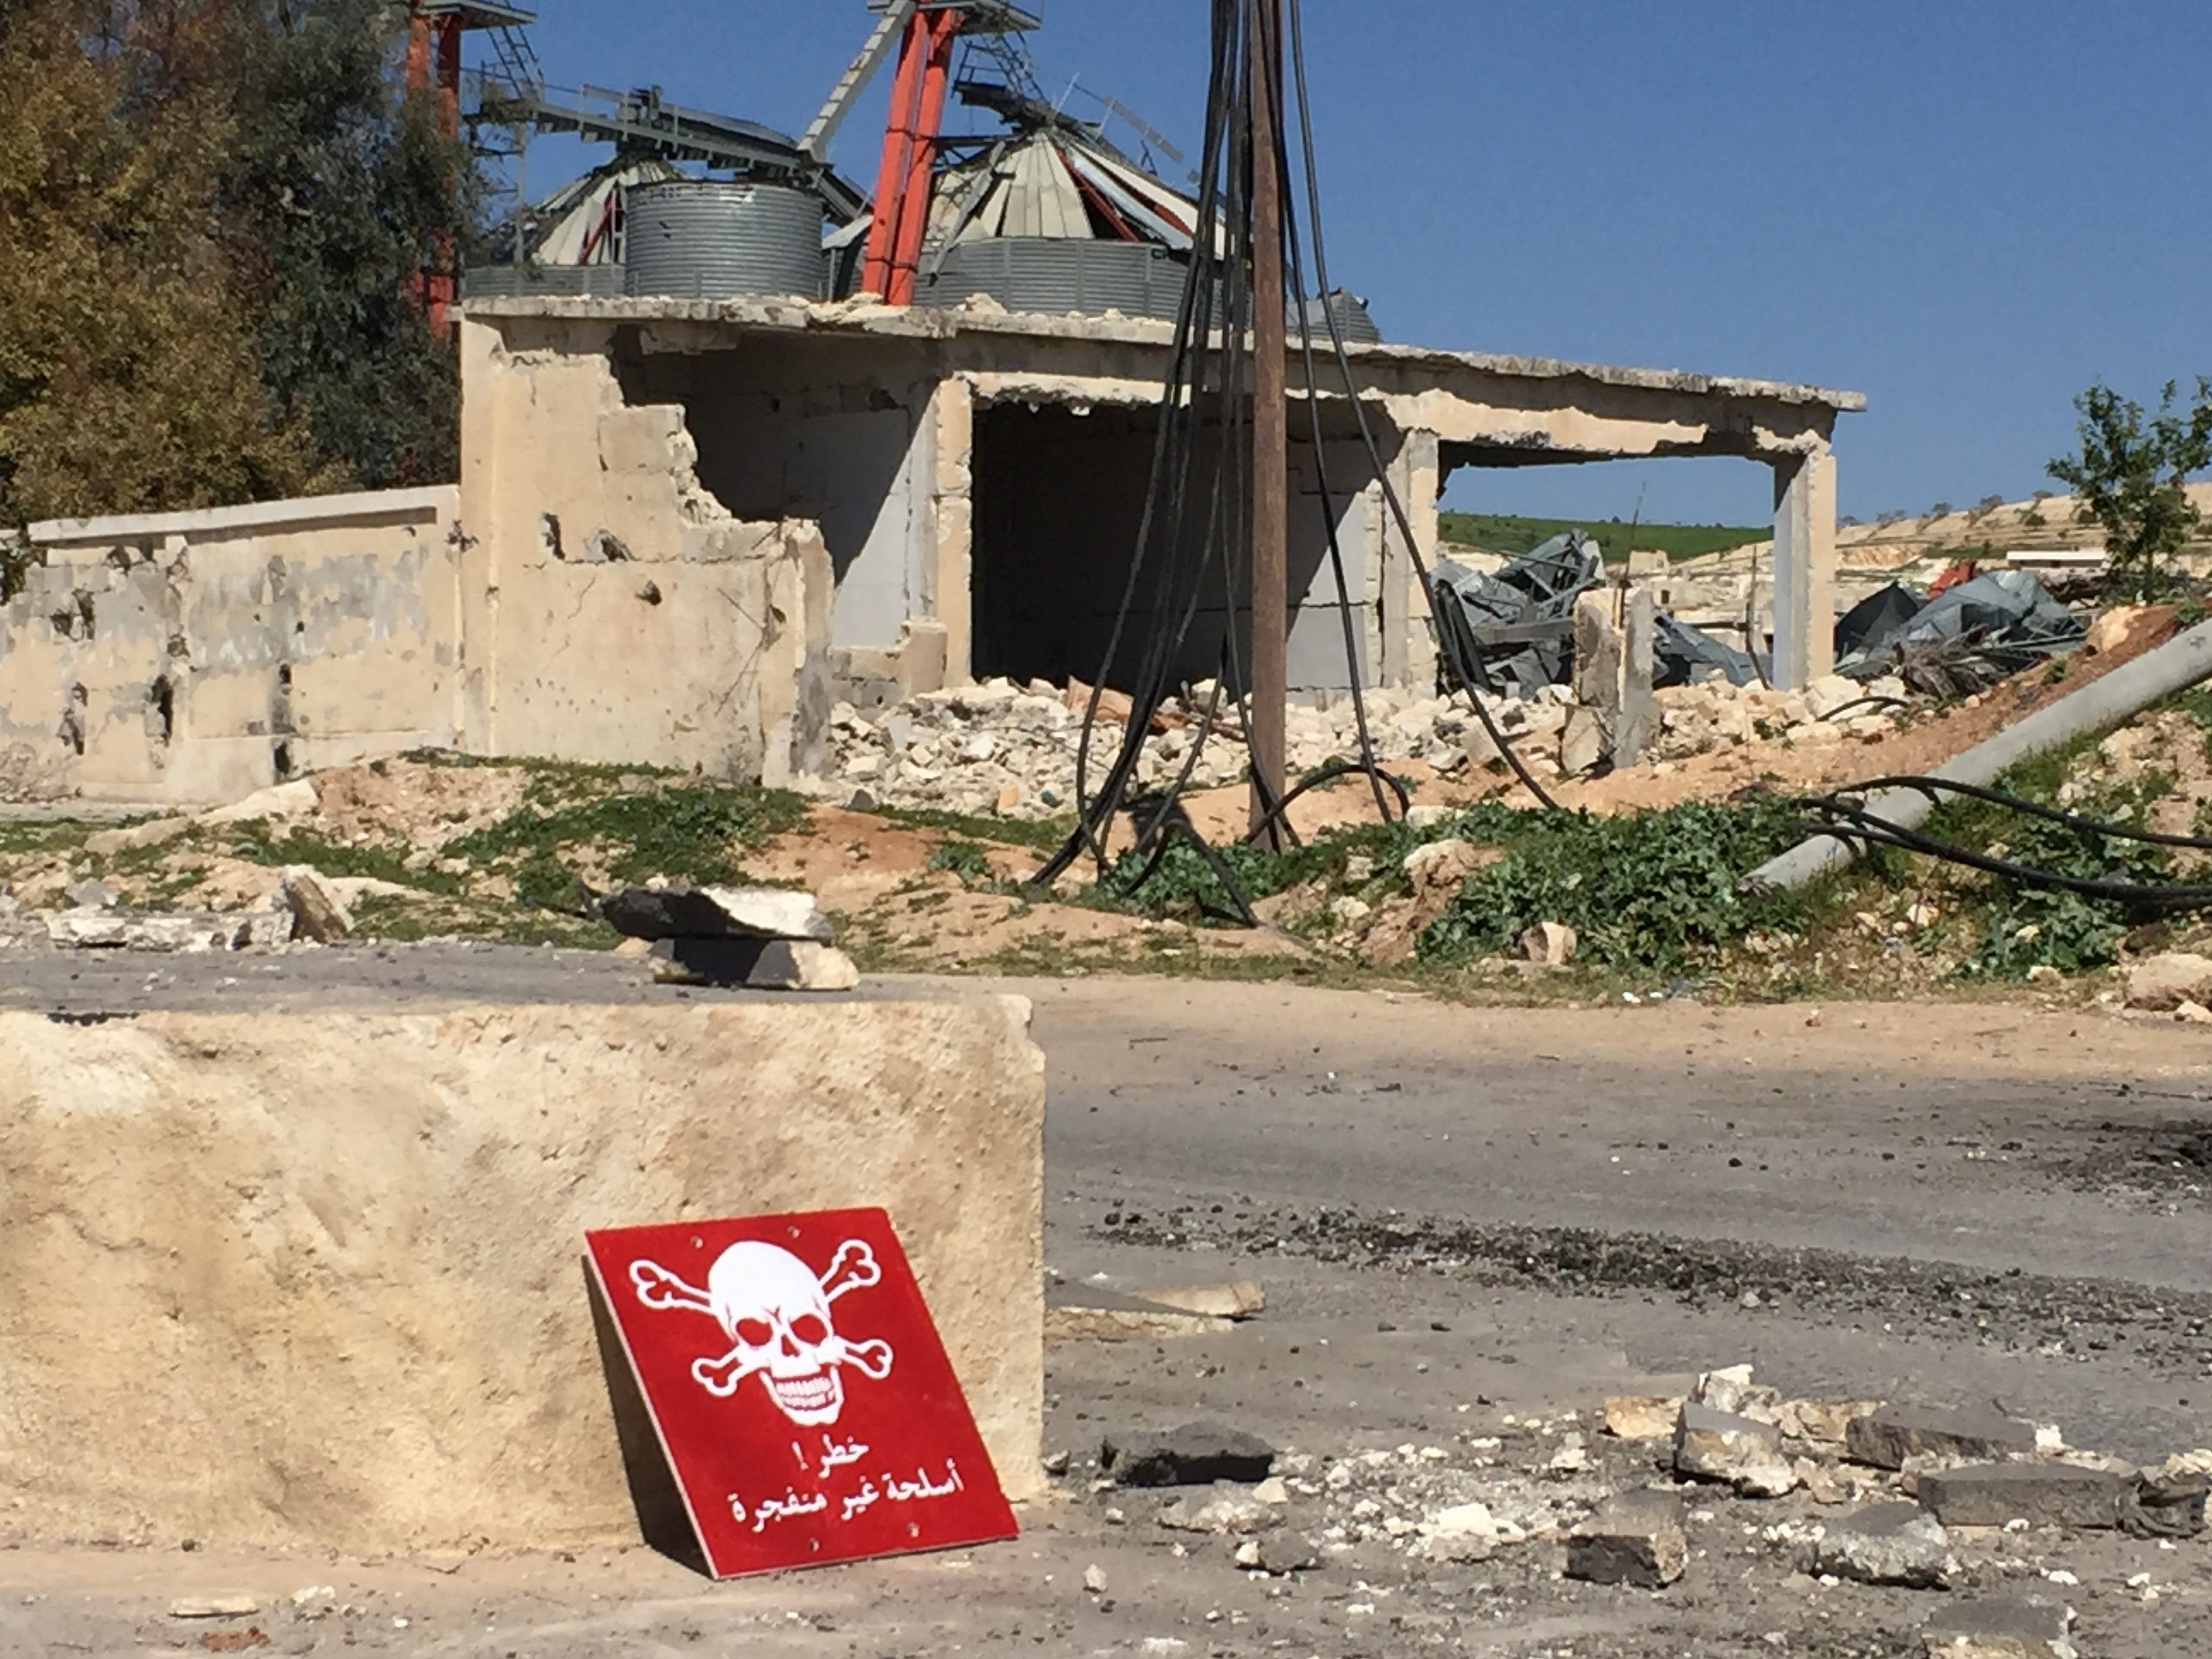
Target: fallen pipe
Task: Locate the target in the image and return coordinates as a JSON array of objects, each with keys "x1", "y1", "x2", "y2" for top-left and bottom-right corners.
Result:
[{"x1": 1747, "y1": 619, "x2": 2212, "y2": 891}]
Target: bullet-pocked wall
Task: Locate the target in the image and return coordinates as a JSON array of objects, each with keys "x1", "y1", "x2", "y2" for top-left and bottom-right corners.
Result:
[{"x1": 969, "y1": 399, "x2": 1386, "y2": 696}]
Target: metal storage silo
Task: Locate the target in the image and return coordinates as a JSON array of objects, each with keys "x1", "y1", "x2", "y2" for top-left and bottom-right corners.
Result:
[
  {"x1": 917, "y1": 238, "x2": 1192, "y2": 322},
  {"x1": 624, "y1": 180, "x2": 825, "y2": 301}
]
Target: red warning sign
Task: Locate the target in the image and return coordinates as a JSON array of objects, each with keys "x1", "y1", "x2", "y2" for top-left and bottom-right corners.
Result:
[{"x1": 585, "y1": 1208, "x2": 1018, "y2": 1578}]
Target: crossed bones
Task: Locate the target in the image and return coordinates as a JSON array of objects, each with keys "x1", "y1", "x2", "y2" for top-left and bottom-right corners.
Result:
[{"x1": 631, "y1": 1238, "x2": 895, "y2": 1401}]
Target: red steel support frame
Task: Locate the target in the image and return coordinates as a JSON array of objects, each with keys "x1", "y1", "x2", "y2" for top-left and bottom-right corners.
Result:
[
  {"x1": 405, "y1": 4, "x2": 468, "y2": 340},
  {"x1": 861, "y1": 6, "x2": 962, "y2": 305}
]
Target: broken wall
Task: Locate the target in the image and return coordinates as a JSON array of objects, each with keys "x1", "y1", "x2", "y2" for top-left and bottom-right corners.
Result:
[
  {"x1": 458, "y1": 314, "x2": 834, "y2": 785},
  {"x1": 0, "y1": 490, "x2": 460, "y2": 806}
]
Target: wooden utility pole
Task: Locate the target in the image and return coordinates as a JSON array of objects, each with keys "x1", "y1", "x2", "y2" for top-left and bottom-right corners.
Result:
[{"x1": 1247, "y1": 0, "x2": 1288, "y2": 844}]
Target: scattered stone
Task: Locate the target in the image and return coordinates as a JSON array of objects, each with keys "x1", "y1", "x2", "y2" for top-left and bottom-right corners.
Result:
[
  {"x1": 1787, "y1": 1399, "x2": 1883, "y2": 1445},
  {"x1": 1693, "y1": 1364, "x2": 1785, "y2": 1425},
  {"x1": 65, "y1": 876, "x2": 116, "y2": 910},
  {"x1": 1922, "y1": 1598, "x2": 2078, "y2": 1659},
  {"x1": 1251, "y1": 1533, "x2": 1319, "y2": 1574},
  {"x1": 1042, "y1": 1449, "x2": 1072, "y2": 1477},
  {"x1": 1566, "y1": 1489, "x2": 1687, "y2": 1588},
  {"x1": 83, "y1": 817, "x2": 190, "y2": 857},
  {"x1": 649, "y1": 938, "x2": 860, "y2": 992},
  {"x1": 231, "y1": 911, "x2": 294, "y2": 951},
  {"x1": 1402, "y1": 838, "x2": 1488, "y2": 896},
  {"x1": 1082, "y1": 1564, "x2": 1107, "y2": 1594},
  {"x1": 1415, "y1": 1502, "x2": 1499, "y2": 1564},
  {"x1": 1674, "y1": 1402, "x2": 1798, "y2": 1497},
  {"x1": 1520, "y1": 920, "x2": 1578, "y2": 968},
  {"x1": 123, "y1": 915, "x2": 235, "y2": 954},
  {"x1": 1158, "y1": 1489, "x2": 1278, "y2": 1535},
  {"x1": 601, "y1": 884, "x2": 833, "y2": 943},
  {"x1": 1795, "y1": 1459, "x2": 1848, "y2": 1505},
  {"x1": 1101, "y1": 1422, "x2": 1276, "y2": 1487},
  {"x1": 47, "y1": 910, "x2": 130, "y2": 948},
  {"x1": 1848, "y1": 1405, "x2": 2040, "y2": 1472},
  {"x1": 1139, "y1": 1281, "x2": 1265, "y2": 1321},
  {"x1": 280, "y1": 866, "x2": 354, "y2": 943},
  {"x1": 1918, "y1": 1462, "x2": 2129, "y2": 1530},
  {"x1": 1809, "y1": 1502, "x2": 1957, "y2": 1589},
  {"x1": 195, "y1": 779, "x2": 319, "y2": 827},
  {"x1": 1603, "y1": 1395, "x2": 1685, "y2": 1441},
  {"x1": 1402, "y1": 805, "x2": 1453, "y2": 831},
  {"x1": 170, "y1": 1597, "x2": 260, "y2": 1620},
  {"x1": 2125, "y1": 951, "x2": 2212, "y2": 1012},
  {"x1": 1250, "y1": 1477, "x2": 1290, "y2": 1505}
]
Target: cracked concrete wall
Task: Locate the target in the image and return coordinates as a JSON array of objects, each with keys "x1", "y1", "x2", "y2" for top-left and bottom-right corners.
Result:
[
  {"x1": 0, "y1": 493, "x2": 460, "y2": 806},
  {"x1": 0, "y1": 995, "x2": 1047, "y2": 1553},
  {"x1": 456, "y1": 315, "x2": 833, "y2": 783}
]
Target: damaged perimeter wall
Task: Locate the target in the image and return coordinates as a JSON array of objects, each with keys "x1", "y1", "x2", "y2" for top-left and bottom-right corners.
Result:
[
  {"x1": 0, "y1": 322, "x2": 834, "y2": 807},
  {"x1": 0, "y1": 995, "x2": 1048, "y2": 1553}
]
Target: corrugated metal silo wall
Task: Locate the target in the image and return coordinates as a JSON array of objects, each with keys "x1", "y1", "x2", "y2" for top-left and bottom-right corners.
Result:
[
  {"x1": 625, "y1": 181, "x2": 826, "y2": 301},
  {"x1": 917, "y1": 239, "x2": 1191, "y2": 322}
]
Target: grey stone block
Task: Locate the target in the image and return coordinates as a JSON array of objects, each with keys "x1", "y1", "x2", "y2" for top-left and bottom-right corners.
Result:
[
  {"x1": 1846, "y1": 1405, "x2": 2038, "y2": 1471},
  {"x1": 1675, "y1": 1401, "x2": 1798, "y2": 1497},
  {"x1": 1918, "y1": 1462, "x2": 2128, "y2": 1530},
  {"x1": 1811, "y1": 1501, "x2": 1956, "y2": 1588},
  {"x1": 1922, "y1": 1598, "x2": 2076, "y2": 1658},
  {"x1": 1566, "y1": 1489, "x2": 1687, "y2": 1588},
  {"x1": 1102, "y1": 1422, "x2": 1277, "y2": 1487}
]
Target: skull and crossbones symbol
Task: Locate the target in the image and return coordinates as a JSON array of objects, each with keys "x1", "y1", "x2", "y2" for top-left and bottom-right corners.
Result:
[{"x1": 631, "y1": 1238, "x2": 896, "y2": 1426}]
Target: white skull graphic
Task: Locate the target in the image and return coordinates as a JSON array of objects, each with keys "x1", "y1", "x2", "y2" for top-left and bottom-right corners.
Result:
[{"x1": 631, "y1": 1238, "x2": 895, "y2": 1426}]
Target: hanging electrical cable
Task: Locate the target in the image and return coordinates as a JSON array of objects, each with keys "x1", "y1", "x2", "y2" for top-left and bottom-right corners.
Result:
[{"x1": 1035, "y1": 0, "x2": 1562, "y2": 907}]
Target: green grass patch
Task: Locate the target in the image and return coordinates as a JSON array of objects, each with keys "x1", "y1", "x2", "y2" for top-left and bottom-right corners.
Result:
[
  {"x1": 1438, "y1": 512, "x2": 1766, "y2": 566},
  {"x1": 873, "y1": 804, "x2": 1075, "y2": 853},
  {"x1": 444, "y1": 783, "x2": 806, "y2": 907}
]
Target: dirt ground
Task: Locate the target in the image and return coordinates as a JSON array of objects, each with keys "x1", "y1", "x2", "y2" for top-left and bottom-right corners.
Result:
[{"x1": 5, "y1": 956, "x2": 2212, "y2": 1656}]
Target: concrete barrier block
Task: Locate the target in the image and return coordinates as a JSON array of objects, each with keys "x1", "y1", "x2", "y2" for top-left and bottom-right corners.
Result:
[{"x1": 0, "y1": 996, "x2": 1046, "y2": 1553}]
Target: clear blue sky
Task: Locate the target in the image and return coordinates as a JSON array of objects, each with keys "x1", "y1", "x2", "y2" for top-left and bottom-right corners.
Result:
[{"x1": 509, "y1": 1, "x2": 2212, "y2": 531}]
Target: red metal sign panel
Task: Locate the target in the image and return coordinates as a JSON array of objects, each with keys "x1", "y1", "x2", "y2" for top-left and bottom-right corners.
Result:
[{"x1": 585, "y1": 1208, "x2": 1018, "y2": 1578}]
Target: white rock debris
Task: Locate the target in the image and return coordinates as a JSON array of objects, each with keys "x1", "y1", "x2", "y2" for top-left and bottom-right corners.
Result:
[{"x1": 822, "y1": 673, "x2": 1912, "y2": 821}]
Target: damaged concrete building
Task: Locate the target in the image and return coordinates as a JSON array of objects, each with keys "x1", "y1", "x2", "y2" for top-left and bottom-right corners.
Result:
[
  {"x1": 0, "y1": 295, "x2": 1861, "y2": 807},
  {"x1": 0, "y1": 0, "x2": 1863, "y2": 808}
]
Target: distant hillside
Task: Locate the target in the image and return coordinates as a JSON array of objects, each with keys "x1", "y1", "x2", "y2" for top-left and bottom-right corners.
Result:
[{"x1": 1438, "y1": 511, "x2": 1768, "y2": 566}]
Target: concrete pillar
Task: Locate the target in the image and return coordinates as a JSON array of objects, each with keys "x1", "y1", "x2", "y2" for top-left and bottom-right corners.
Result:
[
  {"x1": 454, "y1": 314, "x2": 505, "y2": 752},
  {"x1": 1618, "y1": 587, "x2": 1656, "y2": 765},
  {"x1": 928, "y1": 376, "x2": 975, "y2": 687},
  {"x1": 1770, "y1": 445, "x2": 1838, "y2": 689},
  {"x1": 1383, "y1": 429, "x2": 1440, "y2": 690},
  {"x1": 1562, "y1": 590, "x2": 1623, "y2": 776}
]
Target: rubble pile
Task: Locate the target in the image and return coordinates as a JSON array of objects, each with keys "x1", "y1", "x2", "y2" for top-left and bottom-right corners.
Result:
[
  {"x1": 825, "y1": 671, "x2": 1916, "y2": 820},
  {"x1": 1069, "y1": 1363, "x2": 2205, "y2": 1654}
]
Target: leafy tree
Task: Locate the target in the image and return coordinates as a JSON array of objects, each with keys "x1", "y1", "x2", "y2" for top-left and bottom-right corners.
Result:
[
  {"x1": 0, "y1": 0, "x2": 327, "y2": 530},
  {"x1": 216, "y1": 0, "x2": 478, "y2": 487},
  {"x1": 2049, "y1": 378, "x2": 2212, "y2": 599}
]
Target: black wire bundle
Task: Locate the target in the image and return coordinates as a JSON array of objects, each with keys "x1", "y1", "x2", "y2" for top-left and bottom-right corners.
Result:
[
  {"x1": 1796, "y1": 775, "x2": 2212, "y2": 910},
  {"x1": 1033, "y1": 0, "x2": 1555, "y2": 911}
]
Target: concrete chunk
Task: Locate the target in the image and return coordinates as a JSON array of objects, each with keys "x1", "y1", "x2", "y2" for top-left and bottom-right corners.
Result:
[
  {"x1": 1918, "y1": 1462, "x2": 2128, "y2": 1530},
  {"x1": 649, "y1": 937, "x2": 859, "y2": 992},
  {"x1": 1566, "y1": 1489, "x2": 1687, "y2": 1588},
  {"x1": 1847, "y1": 1405, "x2": 2039, "y2": 1471},
  {"x1": 46, "y1": 910, "x2": 130, "y2": 948},
  {"x1": 1102, "y1": 1422, "x2": 1276, "y2": 1487},
  {"x1": 1922, "y1": 1599, "x2": 2077, "y2": 1659},
  {"x1": 602, "y1": 883, "x2": 832, "y2": 943},
  {"x1": 1158, "y1": 1487, "x2": 1278, "y2": 1535},
  {"x1": 1810, "y1": 1502, "x2": 1956, "y2": 1588},
  {"x1": 281, "y1": 867, "x2": 354, "y2": 943},
  {"x1": 1603, "y1": 1394, "x2": 1685, "y2": 1441},
  {"x1": 1674, "y1": 1401, "x2": 1798, "y2": 1497}
]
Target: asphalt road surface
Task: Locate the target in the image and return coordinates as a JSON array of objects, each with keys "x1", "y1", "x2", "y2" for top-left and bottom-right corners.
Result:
[{"x1": 3, "y1": 948, "x2": 2211, "y2": 1655}]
